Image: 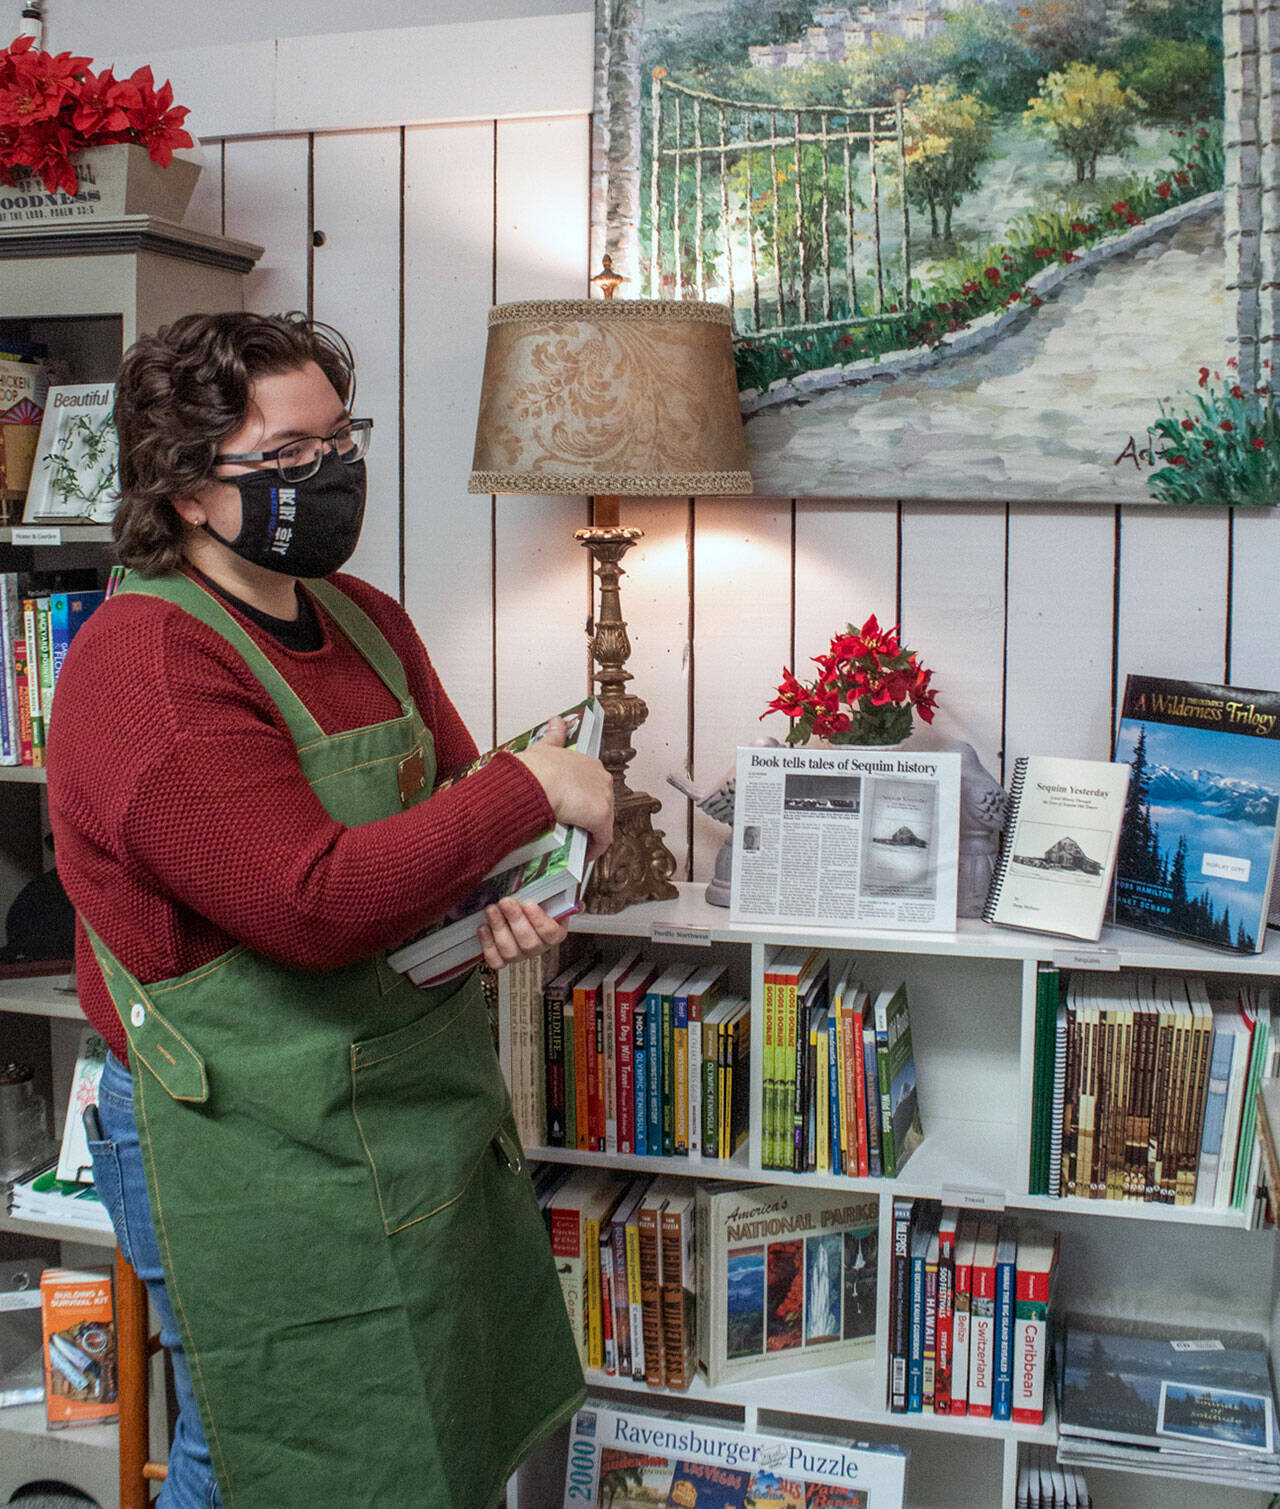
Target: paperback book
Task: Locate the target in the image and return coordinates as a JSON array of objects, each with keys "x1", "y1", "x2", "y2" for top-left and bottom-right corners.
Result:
[
  {"x1": 387, "y1": 698, "x2": 603, "y2": 985},
  {"x1": 1113, "y1": 676, "x2": 1280, "y2": 953},
  {"x1": 695, "y1": 1182, "x2": 877, "y2": 1387},
  {"x1": 563, "y1": 1400, "x2": 908, "y2": 1507},
  {"x1": 1058, "y1": 1313, "x2": 1277, "y2": 1456},
  {"x1": 983, "y1": 755, "x2": 1129, "y2": 942}
]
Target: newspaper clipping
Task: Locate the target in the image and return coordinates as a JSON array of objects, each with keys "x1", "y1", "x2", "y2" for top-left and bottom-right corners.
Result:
[{"x1": 729, "y1": 745, "x2": 961, "y2": 932}]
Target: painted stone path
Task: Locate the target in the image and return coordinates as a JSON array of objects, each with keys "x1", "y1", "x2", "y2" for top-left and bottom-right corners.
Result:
[{"x1": 743, "y1": 214, "x2": 1225, "y2": 504}]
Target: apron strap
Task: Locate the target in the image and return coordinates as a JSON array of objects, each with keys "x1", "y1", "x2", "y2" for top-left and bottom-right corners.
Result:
[
  {"x1": 80, "y1": 919, "x2": 210, "y2": 1103},
  {"x1": 305, "y1": 579, "x2": 413, "y2": 713},
  {"x1": 115, "y1": 570, "x2": 325, "y2": 752}
]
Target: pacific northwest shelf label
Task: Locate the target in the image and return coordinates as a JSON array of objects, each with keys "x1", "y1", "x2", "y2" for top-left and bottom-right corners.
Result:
[{"x1": 649, "y1": 923, "x2": 712, "y2": 947}]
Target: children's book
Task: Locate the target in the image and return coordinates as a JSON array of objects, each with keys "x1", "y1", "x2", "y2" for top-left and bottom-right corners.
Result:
[
  {"x1": 386, "y1": 698, "x2": 603, "y2": 985},
  {"x1": 1113, "y1": 675, "x2": 1280, "y2": 953},
  {"x1": 983, "y1": 755, "x2": 1129, "y2": 942}
]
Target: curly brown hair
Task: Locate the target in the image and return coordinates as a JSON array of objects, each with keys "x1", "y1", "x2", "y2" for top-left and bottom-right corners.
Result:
[{"x1": 111, "y1": 311, "x2": 356, "y2": 573}]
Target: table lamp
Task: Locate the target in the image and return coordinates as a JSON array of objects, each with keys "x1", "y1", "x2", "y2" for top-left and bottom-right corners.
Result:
[{"x1": 469, "y1": 291, "x2": 753, "y2": 913}]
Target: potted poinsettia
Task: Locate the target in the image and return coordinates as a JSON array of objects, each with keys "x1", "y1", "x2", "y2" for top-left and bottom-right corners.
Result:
[
  {"x1": 762, "y1": 613, "x2": 939, "y2": 747},
  {"x1": 0, "y1": 37, "x2": 198, "y2": 226}
]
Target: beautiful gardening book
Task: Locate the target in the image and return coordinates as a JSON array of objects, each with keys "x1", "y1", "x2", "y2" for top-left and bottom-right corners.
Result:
[
  {"x1": 729, "y1": 744, "x2": 961, "y2": 932},
  {"x1": 982, "y1": 755, "x2": 1130, "y2": 942},
  {"x1": 22, "y1": 383, "x2": 119, "y2": 523},
  {"x1": 1112, "y1": 675, "x2": 1280, "y2": 953},
  {"x1": 386, "y1": 698, "x2": 603, "y2": 987}
]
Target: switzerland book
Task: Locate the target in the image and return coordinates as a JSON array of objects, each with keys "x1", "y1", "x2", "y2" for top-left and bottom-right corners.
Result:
[
  {"x1": 386, "y1": 698, "x2": 602, "y2": 985},
  {"x1": 563, "y1": 1399, "x2": 907, "y2": 1507},
  {"x1": 1113, "y1": 675, "x2": 1280, "y2": 953}
]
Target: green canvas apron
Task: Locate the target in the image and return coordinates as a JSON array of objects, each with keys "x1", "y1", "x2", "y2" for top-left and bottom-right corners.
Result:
[{"x1": 81, "y1": 571, "x2": 585, "y2": 1509}]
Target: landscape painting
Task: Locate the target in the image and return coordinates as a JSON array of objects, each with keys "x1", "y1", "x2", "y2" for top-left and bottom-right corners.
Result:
[{"x1": 591, "y1": 0, "x2": 1280, "y2": 503}]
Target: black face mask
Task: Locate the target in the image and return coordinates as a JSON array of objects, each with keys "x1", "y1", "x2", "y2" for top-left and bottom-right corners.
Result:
[{"x1": 203, "y1": 450, "x2": 367, "y2": 579}]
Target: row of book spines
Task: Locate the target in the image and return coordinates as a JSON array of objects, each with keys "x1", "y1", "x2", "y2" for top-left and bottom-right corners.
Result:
[
  {"x1": 1038, "y1": 973, "x2": 1272, "y2": 1209},
  {"x1": 539, "y1": 1166, "x2": 696, "y2": 1392},
  {"x1": 542, "y1": 954, "x2": 750, "y2": 1161},
  {"x1": 889, "y1": 1198, "x2": 1059, "y2": 1426},
  {"x1": 0, "y1": 576, "x2": 106, "y2": 766}
]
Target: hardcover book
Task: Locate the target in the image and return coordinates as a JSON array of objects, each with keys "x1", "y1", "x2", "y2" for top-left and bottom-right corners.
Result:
[
  {"x1": 386, "y1": 698, "x2": 603, "y2": 985},
  {"x1": 23, "y1": 383, "x2": 119, "y2": 522},
  {"x1": 983, "y1": 755, "x2": 1130, "y2": 942},
  {"x1": 562, "y1": 1400, "x2": 908, "y2": 1507},
  {"x1": 1113, "y1": 675, "x2": 1280, "y2": 953},
  {"x1": 1059, "y1": 1313, "x2": 1277, "y2": 1456},
  {"x1": 695, "y1": 1182, "x2": 877, "y2": 1388}
]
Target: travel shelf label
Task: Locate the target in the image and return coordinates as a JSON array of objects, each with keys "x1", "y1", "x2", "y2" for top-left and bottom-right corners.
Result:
[
  {"x1": 649, "y1": 923, "x2": 712, "y2": 947},
  {"x1": 1051, "y1": 946, "x2": 1120, "y2": 971},
  {"x1": 11, "y1": 527, "x2": 62, "y2": 545},
  {"x1": 940, "y1": 1185, "x2": 1006, "y2": 1212}
]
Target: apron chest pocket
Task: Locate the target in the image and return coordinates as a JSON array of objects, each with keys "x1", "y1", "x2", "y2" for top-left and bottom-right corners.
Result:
[{"x1": 350, "y1": 975, "x2": 511, "y2": 1235}]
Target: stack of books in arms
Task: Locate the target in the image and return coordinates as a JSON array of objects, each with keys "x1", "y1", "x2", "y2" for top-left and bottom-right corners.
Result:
[
  {"x1": 563, "y1": 1399, "x2": 908, "y2": 1508},
  {"x1": 1056, "y1": 1313, "x2": 1280, "y2": 1493},
  {"x1": 1027, "y1": 966, "x2": 1276, "y2": 1216},
  {"x1": 0, "y1": 571, "x2": 106, "y2": 767},
  {"x1": 534, "y1": 949, "x2": 750, "y2": 1162},
  {"x1": 761, "y1": 948, "x2": 924, "y2": 1179},
  {"x1": 887, "y1": 1199, "x2": 1059, "y2": 1426}
]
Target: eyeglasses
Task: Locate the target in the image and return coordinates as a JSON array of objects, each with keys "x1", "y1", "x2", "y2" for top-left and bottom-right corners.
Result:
[{"x1": 216, "y1": 417, "x2": 373, "y2": 483}]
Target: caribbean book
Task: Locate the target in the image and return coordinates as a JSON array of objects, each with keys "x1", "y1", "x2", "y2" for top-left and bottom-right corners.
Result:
[
  {"x1": 1113, "y1": 675, "x2": 1280, "y2": 953},
  {"x1": 694, "y1": 1182, "x2": 877, "y2": 1388}
]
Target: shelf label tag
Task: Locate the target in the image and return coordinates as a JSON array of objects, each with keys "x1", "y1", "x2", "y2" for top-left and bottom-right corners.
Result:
[
  {"x1": 1051, "y1": 946, "x2": 1120, "y2": 971},
  {"x1": 12, "y1": 527, "x2": 62, "y2": 546},
  {"x1": 649, "y1": 923, "x2": 712, "y2": 947},
  {"x1": 940, "y1": 1184, "x2": 1006, "y2": 1212}
]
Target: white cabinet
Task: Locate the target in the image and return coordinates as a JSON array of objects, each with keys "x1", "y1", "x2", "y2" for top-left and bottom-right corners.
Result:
[{"x1": 505, "y1": 884, "x2": 1280, "y2": 1509}]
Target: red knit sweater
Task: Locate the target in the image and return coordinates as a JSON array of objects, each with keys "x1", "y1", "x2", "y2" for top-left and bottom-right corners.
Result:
[{"x1": 46, "y1": 571, "x2": 554, "y2": 1065}]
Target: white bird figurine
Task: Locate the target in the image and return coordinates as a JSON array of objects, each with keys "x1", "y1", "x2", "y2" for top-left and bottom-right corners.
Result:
[{"x1": 667, "y1": 737, "x2": 781, "y2": 905}]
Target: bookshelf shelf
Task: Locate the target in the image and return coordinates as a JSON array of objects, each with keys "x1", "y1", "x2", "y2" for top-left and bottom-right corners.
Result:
[
  {"x1": 0, "y1": 1211, "x2": 115, "y2": 1247},
  {"x1": 0, "y1": 975, "x2": 79, "y2": 1019},
  {"x1": 510, "y1": 883, "x2": 1280, "y2": 1509}
]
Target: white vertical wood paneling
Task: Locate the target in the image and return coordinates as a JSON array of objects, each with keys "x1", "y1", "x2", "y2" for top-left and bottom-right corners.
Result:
[
  {"x1": 312, "y1": 130, "x2": 404, "y2": 600},
  {"x1": 1115, "y1": 510, "x2": 1231, "y2": 690},
  {"x1": 402, "y1": 122, "x2": 497, "y2": 741},
  {"x1": 492, "y1": 115, "x2": 593, "y2": 747},
  {"x1": 691, "y1": 495, "x2": 793, "y2": 876},
  {"x1": 1004, "y1": 505, "x2": 1117, "y2": 764},
  {"x1": 1229, "y1": 510, "x2": 1280, "y2": 688},
  {"x1": 183, "y1": 143, "x2": 224, "y2": 237},
  {"x1": 898, "y1": 503, "x2": 1007, "y2": 775},
  {"x1": 793, "y1": 499, "x2": 899, "y2": 667},
  {"x1": 221, "y1": 137, "x2": 311, "y2": 316},
  {"x1": 620, "y1": 498, "x2": 693, "y2": 876}
]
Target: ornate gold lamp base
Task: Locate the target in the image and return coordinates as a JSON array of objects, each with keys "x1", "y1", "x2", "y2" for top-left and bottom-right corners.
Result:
[{"x1": 576, "y1": 522, "x2": 680, "y2": 914}]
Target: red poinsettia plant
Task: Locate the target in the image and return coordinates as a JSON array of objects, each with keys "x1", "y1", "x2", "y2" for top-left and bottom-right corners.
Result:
[
  {"x1": 762, "y1": 614, "x2": 939, "y2": 747},
  {"x1": 0, "y1": 36, "x2": 193, "y2": 198}
]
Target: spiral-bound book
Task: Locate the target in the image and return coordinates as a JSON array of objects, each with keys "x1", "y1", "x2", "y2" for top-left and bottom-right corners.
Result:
[{"x1": 982, "y1": 756, "x2": 1130, "y2": 941}]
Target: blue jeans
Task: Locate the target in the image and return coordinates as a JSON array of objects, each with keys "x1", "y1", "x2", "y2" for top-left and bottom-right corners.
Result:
[{"x1": 90, "y1": 1050, "x2": 222, "y2": 1509}]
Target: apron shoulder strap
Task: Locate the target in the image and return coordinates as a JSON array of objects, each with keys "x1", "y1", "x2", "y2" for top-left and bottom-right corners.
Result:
[
  {"x1": 115, "y1": 570, "x2": 326, "y2": 750},
  {"x1": 304, "y1": 579, "x2": 412, "y2": 711}
]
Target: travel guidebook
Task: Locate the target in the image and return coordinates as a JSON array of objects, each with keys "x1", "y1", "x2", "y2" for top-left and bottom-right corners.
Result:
[
  {"x1": 1112, "y1": 676, "x2": 1280, "y2": 953},
  {"x1": 562, "y1": 1401, "x2": 907, "y2": 1507},
  {"x1": 982, "y1": 755, "x2": 1130, "y2": 942},
  {"x1": 386, "y1": 699, "x2": 603, "y2": 986},
  {"x1": 1058, "y1": 1314, "x2": 1277, "y2": 1456},
  {"x1": 695, "y1": 1183, "x2": 878, "y2": 1387}
]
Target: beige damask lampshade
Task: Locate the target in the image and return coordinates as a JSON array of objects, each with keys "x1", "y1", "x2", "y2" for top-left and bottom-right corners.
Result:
[{"x1": 467, "y1": 298, "x2": 752, "y2": 497}]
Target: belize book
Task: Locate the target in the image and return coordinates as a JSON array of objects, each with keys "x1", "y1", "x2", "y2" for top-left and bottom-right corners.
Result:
[{"x1": 1112, "y1": 675, "x2": 1280, "y2": 953}]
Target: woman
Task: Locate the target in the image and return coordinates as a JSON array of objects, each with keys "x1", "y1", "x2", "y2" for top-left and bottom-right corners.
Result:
[{"x1": 47, "y1": 310, "x2": 611, "y2": 1509}]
